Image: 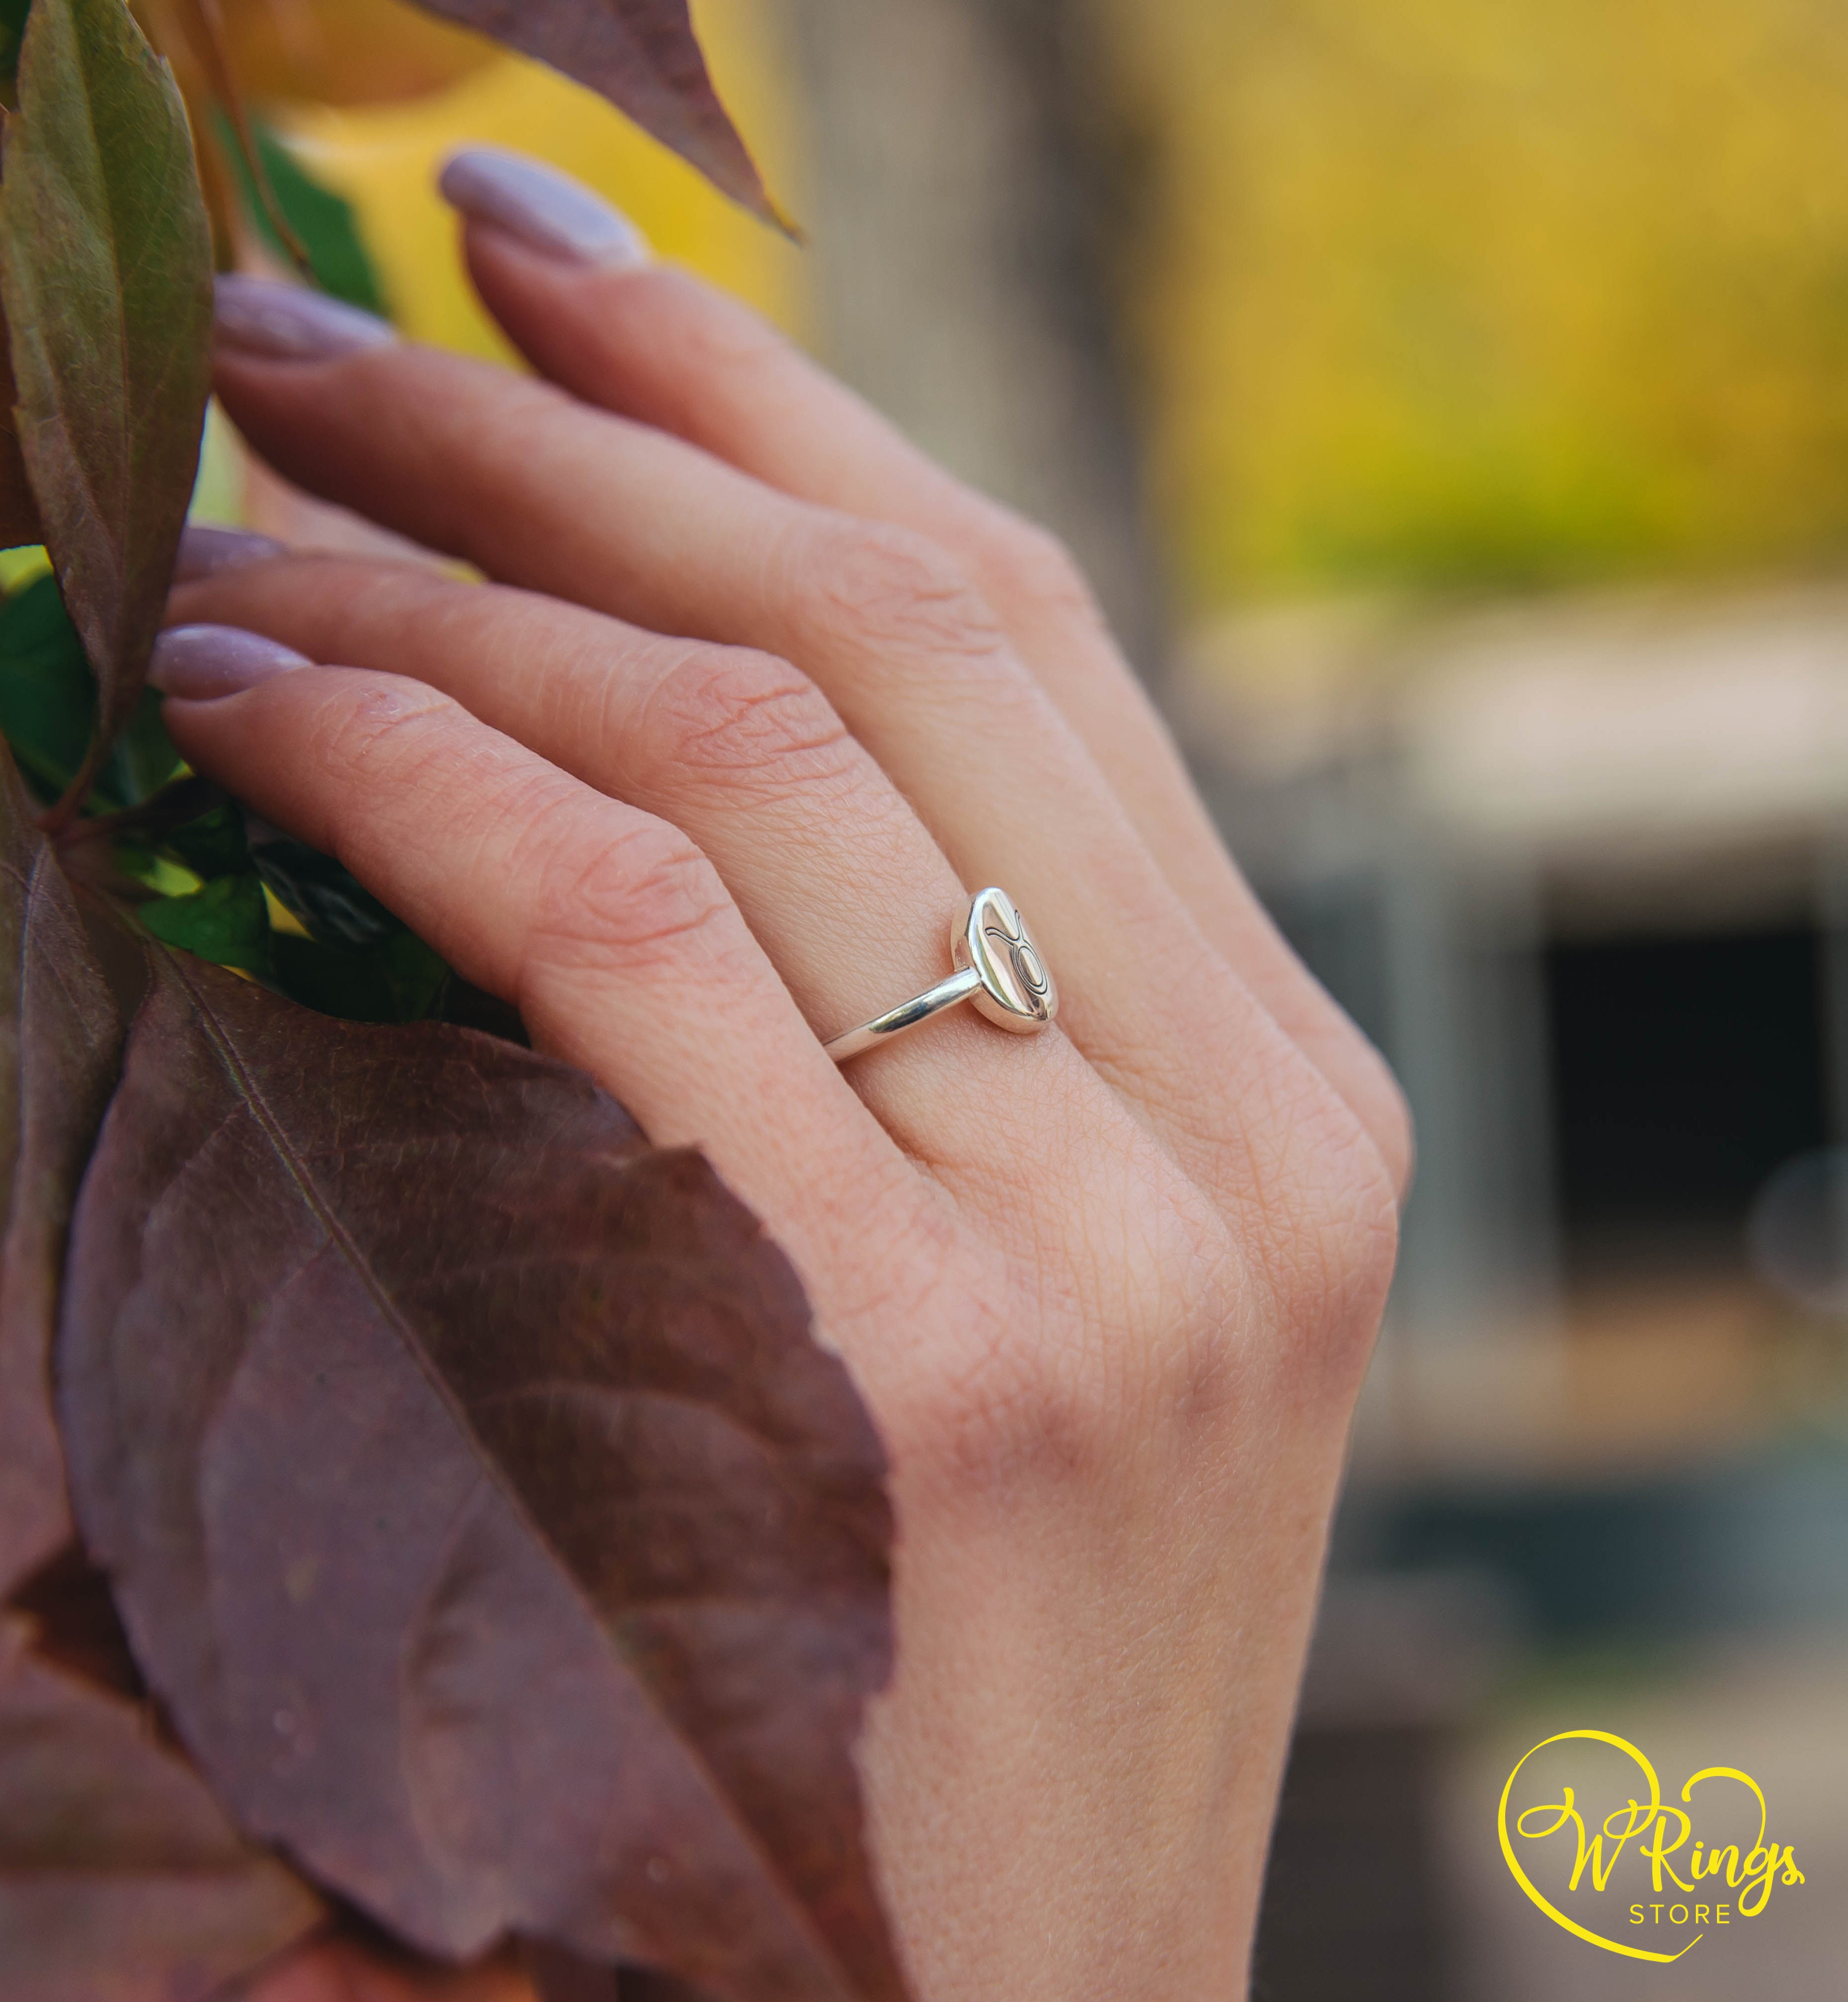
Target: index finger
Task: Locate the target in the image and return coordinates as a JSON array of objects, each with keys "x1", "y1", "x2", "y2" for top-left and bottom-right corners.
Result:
[{"x1": 145, "y1": 626, "x2": 926, "y2": 1324}]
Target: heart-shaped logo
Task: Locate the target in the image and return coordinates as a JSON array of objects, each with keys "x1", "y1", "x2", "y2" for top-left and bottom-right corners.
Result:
[{"x1": 956, "y1": 887, "x2": 1057, "y2": 1032}]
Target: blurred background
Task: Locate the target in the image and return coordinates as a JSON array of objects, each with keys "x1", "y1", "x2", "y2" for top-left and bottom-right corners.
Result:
[{"x1": 195, "y1": 0, "x2": 1848, "y2": 1994}]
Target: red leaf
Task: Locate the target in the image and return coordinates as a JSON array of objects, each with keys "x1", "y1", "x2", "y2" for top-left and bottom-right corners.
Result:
[
  {"x1": 403, "y1": 0, "x2": 789, "y2": 230},
  {"x1": 59, "y1": 950, "x2": 909, "y2": 2001},
  {"x1": 0, "y1": 748, "x2": 140, "y2": 1599},
  {"x1": 0, "y1": 1609, "x2": 323, "y2": 2001}
]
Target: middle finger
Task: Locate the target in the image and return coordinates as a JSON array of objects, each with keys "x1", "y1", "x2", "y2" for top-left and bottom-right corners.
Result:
[{"x1": 212, "y1": 296, "x2": 1382, "y2": 1196}]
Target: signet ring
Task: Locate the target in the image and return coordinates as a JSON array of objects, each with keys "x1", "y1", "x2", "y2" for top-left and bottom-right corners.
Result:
[{"x1": 824, "y1": 887, "x2": 1058, "y2": 1064}]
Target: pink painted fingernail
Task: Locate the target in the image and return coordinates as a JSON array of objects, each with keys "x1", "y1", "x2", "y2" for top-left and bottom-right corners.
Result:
[
  {"x1": 149, "y1": 626, "x2": 313, "y2": 700},
  {"x1": 438, "y1": 147, "x2": 650, "y2": 268},
  {"x1": 174, "y1": 524, "x2": 287, "y2": 582},
  {"x1": 215, "y1": 273, "x2": 395, "y2": 362}
]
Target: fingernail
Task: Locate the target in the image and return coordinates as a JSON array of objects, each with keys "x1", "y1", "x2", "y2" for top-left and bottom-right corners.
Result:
[
  {"x1": 174, "y1": 524, "x2": 287, "y2": 583},
  {"x1": 149, "y1": 625, "x2": 313, "y2": 700},
  {"x1": 214, "y1": 273, "x2": 395, "y2": 362},
  {"x1": 438, "y1": 147, "x2": 649, "y2": 268}
]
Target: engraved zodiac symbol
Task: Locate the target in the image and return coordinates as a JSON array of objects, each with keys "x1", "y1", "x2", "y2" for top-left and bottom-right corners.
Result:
[{"x1": 985, "y1": 908, "x2": 1052, "y2": 1010}]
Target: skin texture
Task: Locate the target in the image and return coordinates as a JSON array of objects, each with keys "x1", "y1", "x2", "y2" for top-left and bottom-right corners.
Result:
[{"x1": 172, "y1": 178, "x2": 1410, "y2": 2002}]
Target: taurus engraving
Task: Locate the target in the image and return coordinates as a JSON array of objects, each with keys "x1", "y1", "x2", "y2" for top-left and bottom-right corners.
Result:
[{"x1": 984, "y1": 907, "x2": 1052, "y2": 1012}]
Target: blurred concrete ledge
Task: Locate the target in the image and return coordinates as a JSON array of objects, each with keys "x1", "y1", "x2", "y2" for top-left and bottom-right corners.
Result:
[{"x1": 1178, "y1": 582, "x2": 1848, "y2": 913}]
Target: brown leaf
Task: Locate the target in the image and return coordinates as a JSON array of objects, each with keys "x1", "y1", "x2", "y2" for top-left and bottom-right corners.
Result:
[
  {"x1": 0, "y1": 314, "x2": 43, "y2": 549},
  {"x1": 402, "y1": 0, "x2": 789, "y2": 230},
  {"x1": 0, "y1": 1611, "x2": 324, "y2": 2002},
  {"x1": 0, "y1": 747, "x2": 140, "y2": 1599},
  {"x1": 59, "y1": 950, "x2": 909, "y2": 2002},
  {"x1": 0, "y1": 0, "x2": 215, "y2": 826},
  {"x1": 149, "y1": 0, "x2": 314, "y2": 272}
]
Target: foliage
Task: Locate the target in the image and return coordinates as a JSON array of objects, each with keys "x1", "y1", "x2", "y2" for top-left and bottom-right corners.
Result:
[
  {"x1": 0, "y1": 1594, "x2": 325, "y2": 1998},
  {"x1": 226, "y1": 109, "x2": 391, "y2": 313},
  {"x1": 0, "y1": 0, "x2": 29, "y2": 97},
  {"x1": 63, "y1": 949, "x2": 900, "y2": 1998},
  {"x1": 402, "y1": 0, "x2": 790, "y2": 233},
  {"x1": 0, "y1": 2, "x2": 903, "y2": 1999},
  {"x1": 0, "y1": 0, "x2": 212, "y2": 825},
  {"x1": 253, "y1": 12, "x2": 803, "y2": 382},
  {"x1": 0, "y1": 575, "x2": 176, "y2": 810}
]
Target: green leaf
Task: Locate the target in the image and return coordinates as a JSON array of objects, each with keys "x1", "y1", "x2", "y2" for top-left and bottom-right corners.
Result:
[
  {"x1": 248, "y1": 823, "x2": 401, "y2": 949},
  {"x1": 0, "y1": 574, "x2": 180, "y2": 810},
  {"x1": 0, "y1": 575, "x2": 90, "y2": 803},
  {"x1": 159, "y1": 799, "x2": 248, "y2": 881},
  {"x1": 102, "y1": 686, "x2": 181, "y2": 810},
  {"x1": 136, "y1": 870, "x2": 273, "y2": 980},
  {"x1": 108, "y1": 789, "x2": 456, "y2": 1021},
  {"x1": 271, "y1": 927, "x2": 449, "y2": 1025},
  {"x1": 60, "y1": 952, "x2": 909, "y2": 1999},
  {"x1": 0, "y1": 0, "x2": 214, "y2": 824},
  {"x1": 405, "y1": 0, "x2": 790, "y2": 232},
  {"x1": 0, "y1": 0, "x2": 29, "y2": 106},
  {"x1": 221, "y1": 113, "x2": 388, "y2": 317}
]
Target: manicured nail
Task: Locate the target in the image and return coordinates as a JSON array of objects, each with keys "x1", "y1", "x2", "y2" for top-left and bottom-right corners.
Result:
[
  {"x1": 174, "y1": 524, "x2": 287, "y2": 583},
  {"x1": 214, "y1": 273, "x2": 395, "y2": 362},
  {"x1": 438, "y1": 147, "x2": 649, "y2": 268},
  {"x1": 149, "y1": 625, "x2": 312, "y2": 700}
]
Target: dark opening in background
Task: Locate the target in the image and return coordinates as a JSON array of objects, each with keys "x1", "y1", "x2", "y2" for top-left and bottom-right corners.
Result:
[{"x1": 1545, "y1": 926, "x2": 1828, "y2": 1280}]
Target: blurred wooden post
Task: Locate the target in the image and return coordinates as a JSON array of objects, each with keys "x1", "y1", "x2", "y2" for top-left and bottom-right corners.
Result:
[{"x1": 774, "y1": 0, "x2": 1169, "y2": 683}]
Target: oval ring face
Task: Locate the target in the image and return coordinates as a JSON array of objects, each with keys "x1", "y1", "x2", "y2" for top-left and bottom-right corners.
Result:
[{"x1": 955, "y1": 887, "x2": 1057, "y2": 1033}]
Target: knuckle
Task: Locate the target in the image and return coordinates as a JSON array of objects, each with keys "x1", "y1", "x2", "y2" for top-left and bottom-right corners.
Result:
[
  {"x1": 434, "y1": 364, "x2": 568, "y2": 457},
  {"x1": 1126, "y1": 1138, "x2": 1396, "y2": 1443},
  {"x1": 659, "y1": 275, "x2": 790, "y2": 378},
  {"x1": 980, "y1": 512, "x2": 1104, "y2": 628},
  {"x1": 632, "y1": 646, "x2": 858, "y2": 801},
  {"x1": 892, "y1": 1315, "x2": 1128, "y2": 1502},
  {"x1": 306, "y1": 675, "x2": 462, "y2": 781},
  {"x1": 886, "y1": 1223, "x2": 1199, "y2": 1500},
  {"x1": 521, "y1": 812, "x2": 736, "y2": 984},
  {"x1": 1372, "y1": 1069, "x2": 1417, "y2": 1195},
  {"x1": 810, "y1": 519, "x2": 1011, "y2": 668},
  {"x1": 1247, "y1": 1093, "x2": 1402, "y2": 1395}
]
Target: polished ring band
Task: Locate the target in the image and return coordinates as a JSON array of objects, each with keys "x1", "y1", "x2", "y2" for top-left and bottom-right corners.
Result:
[{"x1": 825, "y1": 887, "x2": 1058, "y2": 1063}]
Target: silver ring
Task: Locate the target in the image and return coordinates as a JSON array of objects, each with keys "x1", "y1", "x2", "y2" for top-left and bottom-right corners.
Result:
[{"x1": 825, "y1": 887, "x2": 1058, "y2": 1063}]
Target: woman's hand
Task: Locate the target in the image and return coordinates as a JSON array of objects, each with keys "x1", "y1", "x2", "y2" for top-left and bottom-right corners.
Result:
[{"x1": 160, "y1": 149, "x2": 1408, "y2": 2002}]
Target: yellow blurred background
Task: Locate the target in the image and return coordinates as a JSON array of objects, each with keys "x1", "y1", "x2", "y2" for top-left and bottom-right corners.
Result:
[
  {"x1": 1124, "y1": 0, "x2": 1848, "y2": 602},
  {"x1": 227, "y1": 0, "x2": 1848, "y2": 612}
]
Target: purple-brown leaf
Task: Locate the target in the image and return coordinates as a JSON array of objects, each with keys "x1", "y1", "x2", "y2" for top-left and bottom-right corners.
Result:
[
  {"x1": 58, "y1": 950, "x2": 909, "y2": 2002},
  {"x1": 403, "y1": 0, "x2": 787, "y2": 230},
  {"x1": 0, "y1": 0, "x2": 215, "y2": 824},
  {"x1": 0, "y1": 1609, "x2": 323, "y2": 2001},
  {"x1": 0, "y1": 748, "x2": 139, "y2": 1599}
]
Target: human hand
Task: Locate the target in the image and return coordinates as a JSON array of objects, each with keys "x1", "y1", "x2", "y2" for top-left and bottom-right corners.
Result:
[{"x1": 160, "y1": 149, "x2": 1407, "y2": 2002}]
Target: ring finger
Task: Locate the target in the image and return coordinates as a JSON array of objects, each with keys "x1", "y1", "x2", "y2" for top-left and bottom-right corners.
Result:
[{"x1": 165, "y1": 552, "x2": 1108, "y2": 1192}]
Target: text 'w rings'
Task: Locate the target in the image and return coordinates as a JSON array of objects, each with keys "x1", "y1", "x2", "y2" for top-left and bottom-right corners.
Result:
[{"x1": 824, "y1": 887, "x2": 1058, "y2": 1064}]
